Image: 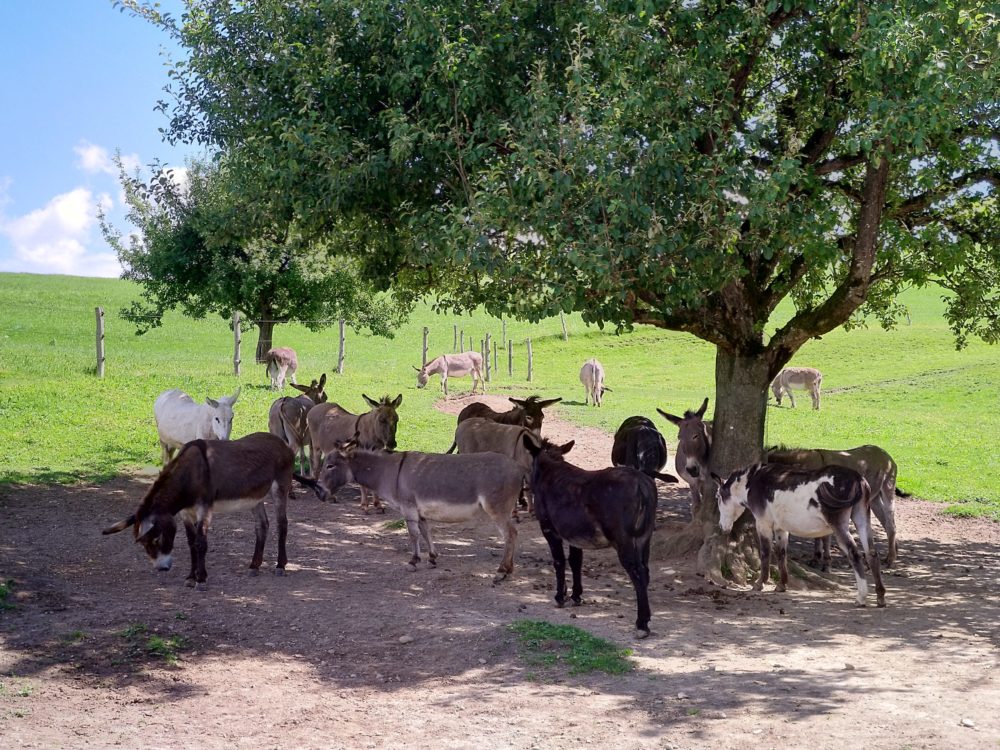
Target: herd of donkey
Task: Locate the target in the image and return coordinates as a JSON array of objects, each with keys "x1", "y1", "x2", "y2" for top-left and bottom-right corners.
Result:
[{"x1": 103, "y1": 346, "x2": 900, "y2": 638}]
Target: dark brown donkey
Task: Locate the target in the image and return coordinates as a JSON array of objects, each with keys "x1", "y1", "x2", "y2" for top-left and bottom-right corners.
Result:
[
  {"x1": 102, "y1": 433, "x2": 326, "y2": 590},
  {"x1": 447, "y1": 395, "x2": 562, "y2": 454},
  {"x1": 523, "y1": 436, "x2": 671, "y2": 638},
  {"x1": 268, "y1": 374, "x2": 328, "y2": 474},
  {"x1": 308, "y1": 394, "x2": 402, "y2": 512}
]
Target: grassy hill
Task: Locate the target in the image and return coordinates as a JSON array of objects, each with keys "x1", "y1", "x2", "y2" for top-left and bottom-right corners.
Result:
[{"x1": 1, "y1": 271, "x2": 997, "y2": 519}]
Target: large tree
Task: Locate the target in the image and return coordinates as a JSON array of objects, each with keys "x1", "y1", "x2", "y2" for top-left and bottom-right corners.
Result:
[
  {"x1": 101, "y1": 157, "x2": 410, "y2": 362},
  {"x1": 123, "y1": 0, "x2": 999, "y2": 578}
]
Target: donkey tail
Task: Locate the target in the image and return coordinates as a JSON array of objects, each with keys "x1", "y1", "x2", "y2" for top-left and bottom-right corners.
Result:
[
  {"x1": 446, "y1": 441, "x2": 458, "y2": 454},
  {"x1": 894, "y1": 486, "x2": 911, "y2": 498},
  {"x1": 293, "y1": 473, "x2": 331, "y2": 503},
  {"x1": 651, "y1": 471, "x2": 680, "y2": 484}
]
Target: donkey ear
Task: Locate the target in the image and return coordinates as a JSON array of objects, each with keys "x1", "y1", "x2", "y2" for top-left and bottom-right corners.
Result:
[
  {"x1": 290, "y1": 383, "x2": 309, "y2": 394},
  {"x1": 136, "y1": 516, "x2": 155, "y2": 540},
  {"x1": 696, "y1": 397, "x2": 709, "y2": 417},
  {"x1": 508, "y1": 397, "x2": 526, "y2": 407},
  {"x1": 656, "y1": 408, "x2": 681, "y2": 425},
  {"x1": 318, "y1": 373, "x2": 327, "y2": 388},
  {"x1": 538, "y1": 397, "x2": 562, "y2": 408},
  {"x1": 559, "y1": 440, "x2": 575, "y2": 455},
  {"x1": 205, "y1": 398, "x2": 220, "y2": 408},
  {"x1": 412, "y1": 365, "x2": 422, "y2": 372},
  {"x1": 102, "y1": 514, "x2": 136, "y2": 535},
  {"x1": 391, "y1": 394, "x2": 403, "y2": 408},
  {"x1": 362, "y1": 394, "x2": 379, "y2": 408}
]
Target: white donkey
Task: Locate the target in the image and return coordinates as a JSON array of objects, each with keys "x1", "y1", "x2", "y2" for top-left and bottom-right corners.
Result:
[
  {"x1": 154, "y1": 387, "x2": 241, "y2": 465},
  {"x1": 771, "y1": 367, "x2": 822, "y2": 410},
  {"x1": 413, "y1": 352, "x2": 484, "y2": 396}
]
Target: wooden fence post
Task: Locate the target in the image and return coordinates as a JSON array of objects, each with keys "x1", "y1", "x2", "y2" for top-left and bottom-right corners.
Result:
[
  {"x1": 422, "y1": 327, "x2": 429, "y2": 366},
  {"x1": 232, "y1": 311, "x2": 241, "y2": 377},
  {"x1": 526, "y1": 338, "x2": 533, "y2": 382},
  {"x1": 453, "y1": 324, "x2": 458, "y2": 351},
  {"x1": 502, "y1": 319, "x2": 507, "y2": 346},
  {"x1": 560, "y1": 312, "x2": 568, "y2": 341},
  {"x1": 484, "y1": 333, "x2": 492, "y2": 382},
  {"x1": 460, "y1": 330, "x2": 465, "y2": 352},
  {"x1": 493, "y1": 339, "x2": 498, "y2": 377},
  {"x1": 507, "y1": 340, "x2": 513, "y2": 376},
  {"x1": 95, "y1": 307, "x2": 105, "y2": 378},
  {"x1": 337, "y1": 319, "x2": 346, "y2": 374}
]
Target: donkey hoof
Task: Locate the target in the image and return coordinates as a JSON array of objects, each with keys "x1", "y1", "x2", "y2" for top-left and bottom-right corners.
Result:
[
  {"x1": 195, "y1": 582, "x2": 209, "y2": 592},
  {"x1": 554, "y1": 599, "x2": 565, "y2": 609},
  {"x1": 274, "y1": 567, "x2": 286, "y2": 577},
  {"x1": 571, "y1": 597, "x2": 582, "y2": 607},
  {"x1": 636, "y1": 628, "x2": 650, "y2": 640},
  {"x1": 775, "y1": 584, "x2": 787, "y2": 593},
  {"x1": 249, "y1": 568, "x2": 260, "y2": 577},
  {"x1": 184, "y1": 578, "x2": 196, "y2": 588},
  {"x1": 492, "y1": 572, "x2": 508, "y2": 584},
  {"x1": 854, "y1": 600, "x2": 867, "y2": 608},
  {"x1": 877, "y1": 598, "x2": 886, "y2": 608},
  {"x1": 406, "y1": 563, "x2": 418, "y2": 572},
  {"x1": 752, "y1": 583, "x2": 763, "y2": 591}
]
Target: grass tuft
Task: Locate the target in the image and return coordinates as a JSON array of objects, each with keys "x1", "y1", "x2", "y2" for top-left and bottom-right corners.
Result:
[{"x1": 509, "y1": 619, "x2": 633, "y2": 675}]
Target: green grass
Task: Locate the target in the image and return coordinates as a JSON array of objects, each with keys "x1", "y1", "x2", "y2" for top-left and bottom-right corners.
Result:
[
  {"x1": 0, "y1": 579, "x2": 15, "y2": 611},
  {"x1": 117, "y1": 621, "x2": 186, "y2": 665},
  {"x1": 508, "y1": 620, "x2": 634, "y2": 675},
  {"x1": 1, "y1": 271, "x2": 998, "y2": 518},
  {"x1": 383, "y1": 518, "x2": 407, "y2": 531}
]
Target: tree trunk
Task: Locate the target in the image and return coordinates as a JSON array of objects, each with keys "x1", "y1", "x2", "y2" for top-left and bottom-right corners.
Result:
[
  {"x1": 255, "y1": 320, "x2": 276, "y2": 364},
  {"x1": 693, "y1": 348, "x2": 772, "y2": 585}
]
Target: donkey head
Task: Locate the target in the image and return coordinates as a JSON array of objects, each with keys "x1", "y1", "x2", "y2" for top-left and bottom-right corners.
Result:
[
  {"x1": 204, "y1": 386, "x2": 241, "y2": 441},
  {"x1": 509, "y1": 396, "x2": 563, "y2": 433},
  {"x1": 657, "y1": 398, "x2": 711, "y2": 477},
  {"x1": 412, "y1": 365, "x2": 429, "y2": 389},
  {"x1": 522, "y1": 435, "x2": 574, "y2": 462},
  {"x1": 317, "y1": 438, "x2": 359, "y2": 496},
  {"x1": 102, "y1": 509, "x2": 178, "y2": 571},
  {"x1": 292, "y1": 373, "x2": 328, "y2": 404},
  {"x1": 710, "y1": 466, "x2": 753, "y2": 534},
  {"x1": 362, "y1": 394, "x2": 402, "y2": 451}
]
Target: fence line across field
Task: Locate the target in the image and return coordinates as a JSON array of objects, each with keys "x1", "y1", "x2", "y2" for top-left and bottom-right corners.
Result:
[{"x1": 82, "y1": 305, "x2": 555, "y2": 385}]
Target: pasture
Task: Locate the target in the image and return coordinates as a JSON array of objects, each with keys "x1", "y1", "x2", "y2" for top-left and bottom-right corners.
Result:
[{"x1": 1, "y1": 272, "x2": 999, "y2": 747}]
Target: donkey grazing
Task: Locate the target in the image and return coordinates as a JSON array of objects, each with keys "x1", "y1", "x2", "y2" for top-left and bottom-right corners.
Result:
[
  {"x1": 307, "y1": 394, "x2": 402, "y2": 511},
  {"x1": 524, "y1": 436, "x2": 669, "y2": 638},
  {"x1": 771, "y1": 367, "x2": 822, "y2": 409},
  {"x1": 767, "y1": 444, "x2": 905, "y2": 567},
  {"x1": 611, "y1": 416, "x2": 675, "y2": 483},
  {"x1": 102, "y1": 433, "x2": 326, "y2": 590},
  {"x1": 265, "y1": 347, "x2": 298, "y2": 390},
  {"x1": 579, "y1": 358, "x2": 610, "y2": 407},
  {"x1": 414, "y1": 352, "x2": 484, "y2": 396},
  {"x1": 657, "y1": 398, "x2": 712, "y2": 517},
  {"x1": 154, "y1": 387, "x2": 241, "y2": 465},
  {"x1": 317, "y1": 442, "x2": 523, "y2": 581},
  {"x1": 714, "y1": 463, "x2": 886, "y2": 608},
  {"x1": 268, "y1": 374, "x2": 328, "y2": 474}
]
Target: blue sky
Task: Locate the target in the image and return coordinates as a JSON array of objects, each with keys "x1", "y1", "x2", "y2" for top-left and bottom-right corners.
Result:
[{"x1": 0, "y1": 0, "x2": 198, "y2": 277}]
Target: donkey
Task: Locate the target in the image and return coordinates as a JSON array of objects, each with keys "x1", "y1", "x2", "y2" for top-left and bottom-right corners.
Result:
[
  {"x1": 102, "y1": 433, "x2": 326, "y2": 590},
  {"x1": 154, "y1": 387, "x2": 241, "y2": 465},
  {"x1": 264, "y1": 347, "x2": 298, "y2": 390},
  {"x1": 714, "y1": 462, "x2": 886, "y2": 608},
  {"x1": 579, "y1": 358, "x2": 610, "y2": 407},
  {"x1": 451, "y1": 417, "x2": 536, "y2": 515},
  {"x1": 657, "y1": 398, "x2": 712, "y2": 517},
  {"x1": 308, "y1": 394, "x2": 402, "y2": 512},
  {"x1": 766, "y1": 444, "x2": 905, "y2": 567},
  {"x1": 414, "y1": 352, "x2": 484, "y2": 396},
  {"x1": 455, "y1": 396, "x2": 562, "y2": 433},
  {"x1": 611, "y1": 416, "x2": 675, "y2": 483},
  {"x1": 317, "y1": 441, "x2": 524, "y2": 581},
  {"x1": 523, "y1": 436, "x2": 670, "y2": 638},
  {"x1": 771, "y1": 367, "x2": 822, "y2": 409},
  {"x1": 268, "y1": 374, "x2": 328, "y2": 474}
]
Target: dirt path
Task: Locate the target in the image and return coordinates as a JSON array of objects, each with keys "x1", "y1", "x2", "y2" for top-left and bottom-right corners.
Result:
[{"x1": 1, "y1": 394, "x2": 997, "y2": 749}]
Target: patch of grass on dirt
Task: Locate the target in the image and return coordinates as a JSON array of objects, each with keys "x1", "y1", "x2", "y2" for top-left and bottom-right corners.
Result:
[
  {"x1": 0, "y1": 679, "x2": 33, "y2": 698},
  {"x1": 383, "y1": 518, "x2": 407, "y2": 530},
  {"x1": 509, "y1": 620, "x2": 633, "y2": 676},
  {"x1": 145, "y1": 635, "x2": 188, "y2": 666},
  {"x1": 0, "y1": 579, "x2": 15, "y2": 611},
  {"x1": 62, "y1": 630, "x2": 86, "y2": 643},
  {"x1": 118, "y1": 622, "x2": 148, "y2": 639}
]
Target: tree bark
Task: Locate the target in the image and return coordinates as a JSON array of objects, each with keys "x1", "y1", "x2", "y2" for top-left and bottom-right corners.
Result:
[
  {"x1": 255, "y1": 319, "x2": 276, "y2": 364},
  {"x1": 693, "y1": 348, "x2": 772, "y2": 585}
]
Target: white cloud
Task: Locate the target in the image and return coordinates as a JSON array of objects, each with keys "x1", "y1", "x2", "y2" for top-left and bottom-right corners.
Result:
[
  {"x1": 74, "y1": 140, "x2": 141, "y2": 176},
  {"x1": 0, "y1": 187, "x2": 123, "y2": 277}
]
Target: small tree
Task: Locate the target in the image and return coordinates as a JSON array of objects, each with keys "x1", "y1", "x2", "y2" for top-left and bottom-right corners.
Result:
[{"x1": 101, "y1": 157, "x2": 410, "y2": 361}]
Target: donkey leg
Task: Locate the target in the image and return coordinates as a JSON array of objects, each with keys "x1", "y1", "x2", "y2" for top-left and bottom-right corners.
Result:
[
  {"x1": 831, "y1": 521, "x2": 868, "y2": 606},
  {"x1": 274, "y1": 480, "x2": 289, "y2": 574},
  {"x1": 249, "y1": 501, "x2": 269, "y2": 574},
  {"x1": 822, "y1": 535, "x2": 832, "y2": 572},
  {"x1": 403, "y1": 518, "x2": 423, "y2": 570},
  {"x1": 774, "y1": 531, "x2": 789, "y2": 592},
  {"x1": 416, "y1": 518, "x2": 436, "y2": 566},
  {"x1": 184, "y1": 519, "x2": 198, "y2": 587},
  {"x1": 872, "y1": 484, "x2": 898, "y2": 568},
  {"x1": 568, "y1": 546, "x2": 584, "y2": 605},
  {"x1": 787, "y1": 389, "x2": 796, "y2": 408},
  {"x1": 853, "y1": 506, "x2": 886, "y2": 607},
  {"x1": 193, "y1": 519, "x2": 210, "y2": 591},
  {"x1": 753, "y1": 531, "x2": 772, "y2": 591},
  {"x1": 492, "y1": 516, "x2": 518, "y2": 583},
  {"x1": 616, "y1": 543, "x2": 652, "y2": 637},
  {"x1": 542, "y1": 533, "x2": 568, "y2": 607}
]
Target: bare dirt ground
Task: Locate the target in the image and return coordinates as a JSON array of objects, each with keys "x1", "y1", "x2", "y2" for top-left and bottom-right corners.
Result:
[{"x1": 1, "y1": 393, "x2": 998, "y2": 749}]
